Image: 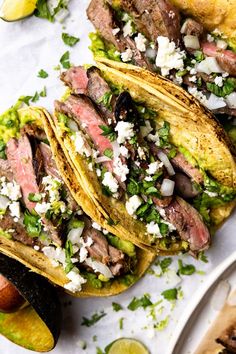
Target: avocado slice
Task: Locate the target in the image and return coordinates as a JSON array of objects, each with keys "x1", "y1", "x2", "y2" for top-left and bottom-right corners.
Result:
[
  {"x1": 0, "y1": 0, "x2": 37, "y2": 22},
  {"x1": 0, "y1": 253, "x2": 61, "y2": 352}
]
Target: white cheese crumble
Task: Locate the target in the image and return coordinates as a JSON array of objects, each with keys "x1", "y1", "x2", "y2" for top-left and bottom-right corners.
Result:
[
  {"x1": 121, "y1": 48, "x2": 133, "y2": 62},
  {"x1": 134, "y1": 33, "x2": 147, "y2": 52},
  {"x1": 71, "y1": 131, "x2": 92, "y2": 157},
  {"x1": 115, "y1": 121, "x2": 135, "y2": 144},
  {"x1": 147, "y1": 132, "x2": 160, "y2": 146},
  {"x1": 189, "y1": 75, "x2": 197, "y2": 83},
  {"x1": 188, "y1": 87, "x2": 208, "y2": 106},
  {"x1": 96, "y1": 168, "x2": 102, "y2": 177},
  {"x1": 112, "y1": 27, "x2": 120, "y2": 36},
  {"x1": 207, "y1": 34, "x2": 215, "y2": 42},
  {"x1": 64, "y1": 268, "x2": 87, "y2": 293},
  {"x1": 92, "y1": 222, "x2": 102, "y2": 231},
  {"x1": 0, "y1": 177, "x2": 22, "y2": 201},
  {"x1": 119, "y1": 145, "x2": 129, "y2": 158},
  {"x1": 137, "y1": 146, "x2": 146, "y2": 160},
  {"x1": 214, "y1": 76, "x2": 224, "y2": 87},
  {"x1": 35, "y1": 201, "x2": 51, "y2": 214},
  {"x1": 113, "y1": 157, "x2": 129, "y2": 182},
  {"x1": 146, "y1": 222, "x2": 162, "y2": 238},
  {"x1": 205, "y1": 190, "x2": 218, "y2": 197},
  {"x1": 126, "y1": 195, "x2": 142, "y2": 216},
  {"x1": 155, "y1": 36, "x2": 186, "y2": 76},
  {"x1": 123, "y1": 20, "x2": 133, "y2": 37},
  {"x1": 102, "y1": 172, "x2": 119, "y2": 193},
  {"x1": 9, "y1": 201, "x2": 21, "y2": 220},
  {"x1": 147, "y1": 162, "x2": 160, "y2": 175},
  {"x1": 34, "y1": 245, "x2": 40, "y2": 251}
]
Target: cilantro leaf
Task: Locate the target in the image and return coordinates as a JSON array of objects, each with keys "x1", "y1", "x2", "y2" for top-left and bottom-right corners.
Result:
[
  {"x1": 81, "y1": 311, "x2": 106, "y2": 327},
  {"x1": 128, "y1": 294, "x2": 152, "y2": 311},
  {"x1": 34, "y1": 0, "x2": 53, "y2": 22},
  {"x1": 158, "y1": 121, "x2": 170, "y2": 147},
  {"x1": 62, "y1": 33, "x2": 80, "y2": 47},
  {"x1": 19, "y1": 96, "x2": 33, "y2": 106},
  {"x1": 28, "y1": 193, "x2": 42, "y2": 202},
  {"x1": 159, "y1": 257, "x2": 172, "y2": 272},
  {"x1": 40, "y1": 86, "x2": 47, "y2": 97},
  {"x1": 31, "y1": 91, "x2": 40, "y2": 103},
  {"x1": 207, "y1": 78, "x2": 236, "y2": 98},
  {"x1": 0, "y1": 140, "x2": 6, "y2": 160},
  {"x1": 98, "y1": 91, "x2": 113, "y2": 110},
  {"x1": 103, "y1": 148, "x2": 113, "y2": 159},
  {"x1": 119, "y1": 317, "x2": 124, "y2": 330},
  {"x1": 178, "y1": 259, "x2": 196, "y2": 276},
  {"x1": 38, "y1": 69, "x2": 48, "y2": 78},
  {"x1": 198, "y1": 251, "x2": 208, "y2": 263},
  {"x1": 112, "y1": 302, "x2": 122, "y2": 312},
  {"x1": 60, "y1": 51, "x2": 71, "y2": 69},
  {"x1": 161, "y1": 288, "x2": 178, "y2": 301},
  {"x1": 99, "y1": 125, "x2": 116, "y2": 142},
  {"x1": 127, "y1": 178, "x2": 140, "y2": 196},
  {"x1": 23, "y1": 211, "x2": 42, "y2": 237}
]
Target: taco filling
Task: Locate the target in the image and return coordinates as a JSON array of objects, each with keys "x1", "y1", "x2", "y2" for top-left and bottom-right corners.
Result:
[
  {"x1": 0, "y1": 105, "x2": 140, "y2": 294},
  {"x1": 87, "y1": 0, "x2": 236, "y2": 138},
  {"x1": 53, "y1": 65, "x2": 236, "y2": 255}
]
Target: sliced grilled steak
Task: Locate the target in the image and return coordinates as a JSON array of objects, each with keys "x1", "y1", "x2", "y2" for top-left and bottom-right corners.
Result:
[
  {"x1": 120, "y1": 0, "x2": 181, "y2": 43},
  {"x1": 87, "y1": 0, "x2": 152, "y2": 69},
  {"x1": 83, "y1": 223, "x2": 127, "y2": 276},
  {"x1": 1, "y1": 214, "x2": 36, "y2": 247},
  {"x1": 0, "y1": 159, "x2": 13, "y2": 181},
  {"x1": 181, "y1": 18, "x2": 204, "y2": 37},
  {"x1": 202, "y1": 42, "x2": 236, "y2": 77},
  {"x1": 164, "y1": 196, "x2": 210, "y2": 252},
  {"x1": 21, "y1": 123, "x2": 47, "y2": 141},
  {"x1": 174, "y1": 172, "x2": 200, "y2": 199},
  {"x1": 170, "y1": 151, "x2": 204, "y2": 184},
  {"x1": 7, "y1": 135, "x2": 40, "y2": 211},
  {"x1": 60, "y1": 66, "x2": 89, "y2": 95},
  {"x1": 216, "y1": 323, "x2": 236, "y2": 353},
  {"x1": 29, "y1": 136, "x2": 45, "y2": 186},
  {"x1": 39, "y1": 142, "x2": 61, "y2": 179}
]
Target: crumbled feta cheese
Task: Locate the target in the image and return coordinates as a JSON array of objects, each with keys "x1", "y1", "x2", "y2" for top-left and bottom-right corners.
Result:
[
  {"x1": 88, "y1": 162, "x2": 93, "y2": 171},
  {"x1": 189, "y1": 75, "x2": 197, "y2": 83},
  {"x1": 92, "y1": 222, "x2": 102, "y2": 231},
  {"x1": 134, "y1": 33, "x2": 147, "y2": 52},
  {"x1": 34, "y1": 245, "x2": 40, "y2": 251},
  {"x1": 137, "y1": 146, "x2": 146, "y2": 160},
  {"x1": 102, "y1": 172, "x2": 119, "y2": 193},
  {"x1": 174, "y1": 75, "x2": 183, "y2": 85},
  {"x1": 147, "y1": 132, "x2": 160, "y2": 146},
  {"x1": 189, "y1": 67, "x2": 197, "y2": 75},
  {"x1": 113, "y1": 157, "x2": 129, "y2": 182},
  {"x1": 42, "y1": 246, "x2": 66, "y2": 267},
  {"x1": 216, "y1": 39, "x2": 228, "y2": 50},
  {"x1": 121, "y1": 48, "x2": 133, "y2": 62},
  {"x1": 119, "y1": 145, "x2": 129, "y2": 158},
  {"x1": 188, "y1": 87, "x2": 208, "y2": 106},
  {"x1": 147, "y1": 162, "x2": 160, "y2": 175},
  {"x1": 140, "y1": 120, "x2": 153, "y2": 137},
  {"x1": 147, "y1": 222, "x2": 162, "y2": 238},
  {"x1": 35, "y1": 202, "x2": 51, "y2": 214},
  {"x1": 71, "y1": 131, "x2": 92, "y2": 157},
  {"x1": 115, "y1": 121, "x2": 135, "y2": 144},
  {"x1": 96, "y1": 169, "x2": 102, "y2": 177},
  {"x1": 112, "y1": 27, "x2": 120, "y2": 36},
  {"x1": 205, "y1": 190, "x2": 218, "y2": 197},
  {"x1": 0, "y1": 179, "x2": 21, "y2": 201},
  {"x1": 123, "y1": 20, "x2": 133, "y2": 37},
  {"x1": 207, "y1": 34, "x2": 215, "y2": 42},
  {"x1": 196, "y1": 57, "x2": 224, "y2": 75},
  {"x1": 64, "y1": 268, "x2": 87, "y2": 293},
  {"x1": 0, "y1": 195, "x2": 10, "y2": 213},
  {"x1": 9, "y1": 201, "x2": 20, "y2": 220},
  {"x1": 168, "y1": 10, "x2": 175, "y2": 19},
  {"x1": 145, "y1": 176, "x2": 153, "y2": 182},
  {"x1": 102, "y1": 229, "x2": 109, "y2": 235},
  {"x1": 126, "y1": 195, "x2": 142, "y2": 216},
  {"x1": 155, "y1": 36, "x2": 186, "y2": 76},
  {"x1": 214, "y1": 76, "x2": 224, "y2": 87}
]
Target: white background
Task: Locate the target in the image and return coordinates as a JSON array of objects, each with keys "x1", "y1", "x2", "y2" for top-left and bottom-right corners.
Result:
[{"x1": 0, "y1": 1, "x2": 236, "y2": 353}]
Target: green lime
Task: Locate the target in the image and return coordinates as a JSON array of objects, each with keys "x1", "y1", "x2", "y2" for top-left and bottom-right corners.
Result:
[
  {"x1": 106, "y1": 338, "x2": 150, "y2": 354},
  {"x1": 0, "y1": 0, "x2": 37, "y2": 22}
]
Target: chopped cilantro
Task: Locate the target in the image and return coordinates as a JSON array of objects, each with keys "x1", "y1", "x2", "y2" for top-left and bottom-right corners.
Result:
[
  {"x1": 198, "y1": 251, "x2": 208, "y2": 263},
  {"x1": 159, "y1": 257, "x2": 172, "y2": 273},
  {"x1": 99, "y1": 125, "x2": 116, "y2": 142},
  {"x1": 103, "y1": 148, "x2": 113, "y2": 159},
  {"x1": 81, "y1": 311, "x2": 106, "y2": 327},
  {"x1": 0, "y1": 140, "x2": 6, "y2": 160},
  {"x1": 96, "y1": 348, "x2": 104, "y2": 354},
  {"x1": 145, "y1": 208, "x2": 160, "y2": 223},
  {"x1": 158, "y1": 121, "x2": 170, "y2": 147},
  {"x1": 112, "y1": 302, "x2": 122, "y2": 312},
  {"x1": 168, "y1": 148, "x2": 177, "y2": 159},
  {"x1": 127, "y1": 178, "x2": 140, "y2": 196},
  {"x1": 23, "y1": 211, "x2": 42, "y2": 237},
  {"x1": 60, "y1": 51, "x2": 71, "y2": 69},
  {"x1": 207, "y1": 78, "x2": 236, "y2": 97},
  {"x1": 38, "y1": 69, "x2": 48, "y2": 78},
  {"x1": 34, "y1": 0, "x2": 53, "y2": 22},
  {"x1": 31, "y1": 91, "x2": 40, "y2": 103},
  {"x1": 159, "y1": 223, "x2": 169, "y2": 237},
  {"x1": 62, "y1": 33, "x2": 80, "y2": 47},
  {"x1": 119, "y1": 317, "x2": 124, "y2": 330},
  {"x1": 178, "y1": 259, "x2": 196, "y2": 276},
  {"x1": 161, "y1": 288, "x2": 178, "y2": 301},
  {"x1": 19, "y1": 96, "x2": 33, "y2": 106},
  {"x1": 154, "y1": 316, "x2": 169, "y2": 331},
  {"x1": 65, "y1": 239, "x2": 74, "y2": 274},
  {"x1": 28, "y1": 193, "x2": 42, "y2": 202},
  {"x1": 98, "y1": 91, "x2": 113, "y2": 110},
  {"x1": 194, "y1": 50, "x2": 205, "y2": 62},
  {"x1": 128, "y1": 294, "x2": 152, "y2": 311},
  {"x1": 40, "y1": 86, "x2": 47, "y2": 97}
]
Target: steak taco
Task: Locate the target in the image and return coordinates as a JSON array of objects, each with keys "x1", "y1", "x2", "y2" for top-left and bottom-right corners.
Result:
[
  {"x1": 0, "y1": 103, "x2": 154, "y2": 296},
  {"x1": 46, "y1": 59, "x2": 236, "y2": 257},
  {"x1": 87, "y1": 0, "x2": 236, "y2": 143}
]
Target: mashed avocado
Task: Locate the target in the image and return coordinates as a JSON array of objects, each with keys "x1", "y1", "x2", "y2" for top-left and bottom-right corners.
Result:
[
  {"x1": 106, "y1": 234, "x2": 136, "y2": 257},
  {"x1": 89, "y1": 32, "x2": 121, "y2": 62}
]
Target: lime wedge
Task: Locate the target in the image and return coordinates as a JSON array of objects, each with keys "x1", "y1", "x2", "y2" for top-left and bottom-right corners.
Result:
[
  {"x1": 0, "y1": 0, "x2": 37, "y2": 22},
  {"x1": 106, "y1": 338, "x2": 150, "y2": 354}
]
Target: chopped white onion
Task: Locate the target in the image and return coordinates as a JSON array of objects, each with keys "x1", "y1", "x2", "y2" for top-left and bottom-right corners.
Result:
[
  {"x1": 146, "y1": 47, "x2": 157, "y2": 59},
  {"x1": 157, "y1": 151, "x2": 175, "y2": 176},
  {"x1": 226, "y1": 92, "x2": 236, "y2": 109},
  {"x1": 85, "y1": 258, "x2": 113, "y2": 279},
  {"x1": 205, "y1": 93, "x2": 226, "y2": 110},
  {"x1": 160, "y1": 179, "x2": 175, "y2": 196},
  {"x1": 0, "y1": 195, "x2": 10, "y2": 211},
  {"x1": 165, "y1": 269, "x2": 182, "y2": 287},
  {"x1": 196, "y1": 57, "x2": 224, "y2": 75},
  {"x1": 111, "y1": 141, "x2": 120, "y2": 160},
  {"x1": 68, "y1": 119, "x2": 79, "y2": 132},
  {"x1": 183, "y1": 35, "x2": 200, "y2": 49},
  {"x1": 54, "y1": 8, "x2": 69, "y2": 22},
  {"x1": 67, "y1": 227, "x2": 84, "y2": 245},
  {"x1": 211, "y1": 280, "x2": 230, "y2": 311},
  {"x1": 96, "y1": 156, "x2": 112, "y2": 163},
  {"x1": 216, "y1": 39, "x2": 228, "y2": 50}
]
